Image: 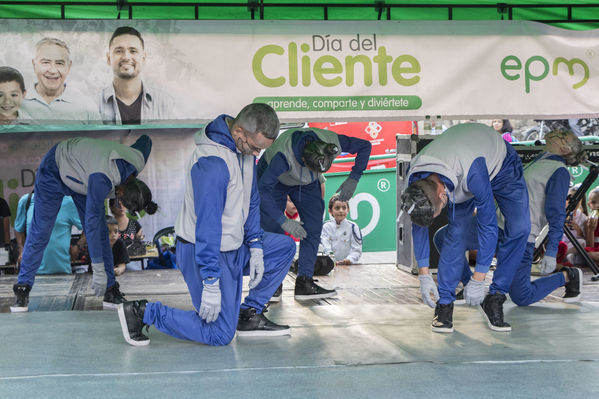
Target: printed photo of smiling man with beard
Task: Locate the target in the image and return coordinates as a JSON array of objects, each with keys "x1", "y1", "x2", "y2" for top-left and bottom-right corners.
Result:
[
  {"x1": 99, "y1": 26, "x2": 174, "y2": 125},
  {"x1": 20, "y1": 37, "x2": 101, "y2": 124}
]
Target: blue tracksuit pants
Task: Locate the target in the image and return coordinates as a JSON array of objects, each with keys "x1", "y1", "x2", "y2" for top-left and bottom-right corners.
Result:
[
  {"x1": 510, "y1": 242, "x2": 566, "y2": 306},
  {"x1": 260, "y1": 180, "x2": 323, "y2": 278},
  {"x1": 433, "y1": 218, "x2": 476, "y2": 288},
  {"x1": 17, "y1": 145, "x2": 116, "y2": 288},
  {"x1": 143, "y1": 232, "x2": 295, "y2": 346},
  {"x1": 435, "y1": 222, "x2": 564, "y2": 306},
  {"x1": 436, "y1": 145, "x2": 530, "y2": 304}
]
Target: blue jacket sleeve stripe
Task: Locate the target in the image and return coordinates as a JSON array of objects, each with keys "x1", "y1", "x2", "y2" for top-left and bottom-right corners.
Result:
[
  {"x1": 192, "y1": 156, "x2": 229, "y2": 281},
  {"x1": 412, "y1": 223, "x2": 430, "y2": 267},
  {"x1": 258, "y1": 152, "x2": 290, "y2": 225},
  {"x1": 467, "y1": 157, "x2": 498, "y2": 273},
  {"x1": 544, "y1": 168, "x2": 570, "y2": 257},
  {"x1": 337, "y1": 134, "x2": 372, "y2": 180},
  {"x1": 244, "y1": 164, "x2": 264, "y2": 249},
  {"x1": 86, "y1": 173, "x2": 113, "y2": 264}
]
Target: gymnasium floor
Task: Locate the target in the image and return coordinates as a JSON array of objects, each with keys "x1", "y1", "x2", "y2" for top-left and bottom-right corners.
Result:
[{"x1": 1, "y1": 254, "x2": 598, "y2": 398}]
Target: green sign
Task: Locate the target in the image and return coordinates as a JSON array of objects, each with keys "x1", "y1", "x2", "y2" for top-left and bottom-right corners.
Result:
[{"x1": 324, "y1": 168, "x2": 396, "y2": 252}]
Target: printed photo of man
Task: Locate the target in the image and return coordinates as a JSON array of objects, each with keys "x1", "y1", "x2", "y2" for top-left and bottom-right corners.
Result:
[
  {"x1": 20, "y1": 37, "x2": 101, "y2": 124},
  {"x1": 100, "y1": 26, "x2": 173, "y2": 125}
]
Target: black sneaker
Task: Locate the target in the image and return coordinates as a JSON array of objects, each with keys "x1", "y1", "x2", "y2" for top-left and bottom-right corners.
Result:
[
  {"x1": 236, "y1": 307, "x2": 290, "y2": 337},
  {"x1": 10, "y1": 284, "x2": 31, "y2": 313},
  {"x1": 103, "y1": 281, "x2": 127, "y2": 310},
  {"x1": 432, "y1": 302, "x2": 454, "y2": 333},
  {"x1": 480, "y1": 293, "x2": 511, "y2": 332},
  {"x1": 454, "y1": 288, "x2": 465, "y2": 305},
  {"x1": 294, "y1": 276, "x2": 337, "y2": 300},
  {"x1": 117, "y1": 300, "x2": 150, "y2": 346},
  {"x1": 269, "y1": 284, "x2": 283, "y2": 303},
  {"x1": 563, "y1": 267, "x2": 583, "y2": 303}
]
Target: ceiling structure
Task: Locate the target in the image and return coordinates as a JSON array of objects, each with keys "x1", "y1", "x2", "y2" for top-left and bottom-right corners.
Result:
[{"x1": 0, "y1": 1, "x2": 598, "y2": 30}]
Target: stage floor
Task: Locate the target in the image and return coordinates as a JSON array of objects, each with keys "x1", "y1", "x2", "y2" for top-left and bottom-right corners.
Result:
[{"x1": 1, "y1": 261, "x2": 599, "y2": 398}]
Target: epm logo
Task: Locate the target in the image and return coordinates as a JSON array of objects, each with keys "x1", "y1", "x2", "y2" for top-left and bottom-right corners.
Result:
[{"x1": 501, "y1": 54, "x2": 589, "y2": 93}]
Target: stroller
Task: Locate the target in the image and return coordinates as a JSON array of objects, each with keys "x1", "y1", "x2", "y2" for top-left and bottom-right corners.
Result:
[{"x1": 147, "y1": 227, "x2": 177, "y2": 269}]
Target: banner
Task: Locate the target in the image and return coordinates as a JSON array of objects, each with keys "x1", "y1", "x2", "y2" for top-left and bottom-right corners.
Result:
[{"x1": 1, "y1": 19, "x2": 598, "y2": 126}]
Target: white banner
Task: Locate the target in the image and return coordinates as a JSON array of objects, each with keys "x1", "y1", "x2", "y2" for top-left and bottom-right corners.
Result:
[{"x1": 0, "y1": 19, "x2": 598, "y2": 124}]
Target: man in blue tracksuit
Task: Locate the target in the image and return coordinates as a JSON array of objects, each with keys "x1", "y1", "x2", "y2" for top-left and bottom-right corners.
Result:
[
  {"x1": 400, "y1": 123, "x2": 530, "y2": 333},
  {"x1": 117, "y1": 103, "x2": 296, "y2": 347},
  {"x1": 433, "y1": 128, "x2": 586, "y2": 309},
  {"x1": 257, "y1": 127, "x2": 371, "y2": 300},
  {"x1": 11, "y1": 135, "x2": 155, "y2": 312}
]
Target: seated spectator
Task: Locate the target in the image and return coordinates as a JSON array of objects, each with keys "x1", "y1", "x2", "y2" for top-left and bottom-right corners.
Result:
[
  {"x1": 1, "y1": 196, "x2": 10, "y2": 248},
  {"x1": 321, "y1": 194, "x2": 362, "y2": 265},
  {"x1": 576, "y1": 188, "x2": 599, "y2": 264},
  {"x1": 0, "y1": 66, "x2": 27, "y2": 125},
  {"x1": 106, "y1": 216, "x2": 129, "y2": 276},
  {"x1": 14, "y1": 191, "x2": 82, "y2": 274},
  {"x1": 491, "y1": 119, "x2": 518, "y2": 143},
  {"x1": 109, "y1": 198, "x2": 144, "y2": 242},
  {"x1": 559, "y1": 185, "x2": 588, "y2": 262}
]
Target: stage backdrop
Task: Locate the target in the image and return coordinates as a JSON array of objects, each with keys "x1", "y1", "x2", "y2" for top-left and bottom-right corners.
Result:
[{"x1": 1, "y1": 19, "x2": 598, "y2": 126}]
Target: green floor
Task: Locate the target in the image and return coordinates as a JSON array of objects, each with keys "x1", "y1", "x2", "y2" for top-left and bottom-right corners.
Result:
[{"x1": 1, "y1": 265, "x2": 598, "y2": 398}]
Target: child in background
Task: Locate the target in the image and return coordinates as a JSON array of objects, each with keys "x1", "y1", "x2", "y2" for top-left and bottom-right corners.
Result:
[
  {"x1": 107, "y1": 216, "x2": 129, "y2": 276},
  {"x1": 321, "y1": 194, "x2": 362, "y2": 265},
  {"x1": 561, "y1": 185, "x2": 588, "y2": 259},
  {"x1": 575, "y1": 188, "x2": 599, "y2": 264}
]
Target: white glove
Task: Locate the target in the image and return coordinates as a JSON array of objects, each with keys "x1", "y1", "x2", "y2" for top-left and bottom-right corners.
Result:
[
  {"x1": 91, "y1": 262, "x2": 107, "y2": 297},
  {"x1": 539, "y1": 256, "x2": 557, "y2": 275},
  {"x1": 199, "y1": 279, "x2": 221, "y2": 323},
  {"x1": 281, "y1": 219, "x2": 307, "y2": 240},
  {"x1": 418, "y1": 274, "x2": 439, "y2": 308},
  {"x1": 464, "y1": 277, "x2": 486, "y2": 306},
  {"x1": 248, "y1": 248, "x2": 265, "y2": 289}
]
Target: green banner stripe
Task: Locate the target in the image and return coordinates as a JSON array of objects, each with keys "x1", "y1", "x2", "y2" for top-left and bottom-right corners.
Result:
[{"x1": 254, "y1": 96, "x2": 421, "y2": 111}]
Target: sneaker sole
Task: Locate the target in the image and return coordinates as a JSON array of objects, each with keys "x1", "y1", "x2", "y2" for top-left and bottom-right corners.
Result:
[
  {"x1": 103, "y1": 301, "x2": 119, "y2": 310},
  {"x1": 431, "y1": 325, "x2": 454, "y2": 333},
  {"x1": 117, "y1": 304, "x2": 150, "y2": 347},
  {"x1": 269, "y1": 296, "x2": 282, "y2": 303},
  {"x1": 478, "y1": 306, "x2": 512, "y2": 332},
  {"x1": 564, "y1": 268, "x2": 583, "y2": 303},
  {"x1": 236, "y1": 328, "x2": 291, "y2": 337},
  {"x1": 10, "y1": 306, "x2": 28, "y2": 313},
  {"x1": 294, "y1": 291, "x2": 338, "y2": 301}
]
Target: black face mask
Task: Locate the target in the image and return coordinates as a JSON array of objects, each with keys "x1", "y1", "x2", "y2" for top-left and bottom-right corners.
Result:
[
  {"x1": 120, "y1": 178, "x2": 152, "y2": 216},
  {"x1": 400, "y1": 184, "x2": 435, "y2": 227},
  {"x1": 303, "y1": 140, "x2": 339, "y2": 173}
]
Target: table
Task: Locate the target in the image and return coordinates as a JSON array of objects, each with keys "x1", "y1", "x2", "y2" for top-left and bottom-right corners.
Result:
[{"x1": 130, "y1": 248, "x2": 159, "y2": 270}]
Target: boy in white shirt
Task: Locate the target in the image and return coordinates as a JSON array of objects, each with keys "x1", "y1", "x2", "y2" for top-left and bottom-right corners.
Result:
[{"x1": 321, "y1": 194, "x2": 362, "y2": 265}]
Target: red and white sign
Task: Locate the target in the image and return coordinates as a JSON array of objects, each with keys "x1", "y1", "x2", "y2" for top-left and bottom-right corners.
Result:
[{"x1": 308, "y1": 121, "x2": 415, "y2": 172}]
